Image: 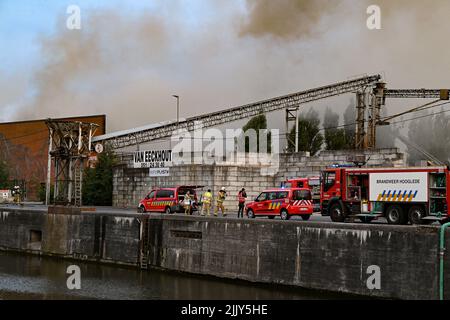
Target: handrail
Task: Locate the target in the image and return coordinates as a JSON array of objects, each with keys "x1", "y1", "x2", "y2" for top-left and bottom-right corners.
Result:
[{"x1": 439, "y1": 222, "x2": 450, "y2": 300}]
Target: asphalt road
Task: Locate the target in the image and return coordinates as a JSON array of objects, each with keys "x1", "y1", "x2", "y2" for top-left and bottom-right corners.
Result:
[{"x1": 0, "y1": 203, "x2": 398, "y2": 225}]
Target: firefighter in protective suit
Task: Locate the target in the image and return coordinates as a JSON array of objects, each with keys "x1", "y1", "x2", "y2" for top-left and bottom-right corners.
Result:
[
  {"x1": 214, "y1": 187, "x2": 227, "y2": 217},
  {"x1": 201, "y1": 189, "x2": 212, "y2": 216}
]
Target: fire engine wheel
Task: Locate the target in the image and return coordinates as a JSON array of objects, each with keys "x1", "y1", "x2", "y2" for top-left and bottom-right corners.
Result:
[
  {"x1": 247, "y1": 209, "x2": 255, "y2": 219},
  {"x1": 408, "y1": 206, "x2": 430, "y2": 225},
  {"x1": 301, "y1": 215, "x2": 311, "y2": 221},
  {"x1": 386, "y1": 205, "x2": 407, "y2": 225},
  {"x1": 329, "y1": 202, "x2": 345, "y2": 223},
  {"x1": 280, "y1": 209, "x2": 290, "y2": 221},
  {"x1": 165, "y1": 206, "x2": 172, "y2": 214},
  {"x1": 138, "y1": 205, "x2": 146, "y2": 213}
]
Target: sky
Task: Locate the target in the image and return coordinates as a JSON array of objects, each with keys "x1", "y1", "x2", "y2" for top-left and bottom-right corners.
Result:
[{"x1": 1, "y1": 0, "x2": 450, "y2": 141}]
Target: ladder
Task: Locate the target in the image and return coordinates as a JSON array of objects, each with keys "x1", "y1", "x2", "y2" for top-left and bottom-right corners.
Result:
[
  {"x1": 73, "y1": 163, "x2": 82, "y2": 207},
  {"x1": 140, "y1": 217, "x2": 150, "y2": 269}
]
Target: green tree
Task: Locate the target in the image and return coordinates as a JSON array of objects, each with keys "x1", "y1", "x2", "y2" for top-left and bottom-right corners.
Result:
[
  {"x1": 242, "y1": 113, "x2": 271, "y2": 153},
  {"x1": 323, "y1": 107, "x2": 347, "y2": 150},
  {"x1": 343, "y1": 99, "x2": 356, "y2": 149},
  {"x1": 82, "y1": 150, "x2": 117, "y2": 206},
  {"x1": 406, "y1": 110, "x2": 450, "y2": 165},
  {"x1": 0, "y1": 160, "x2": 9, "y2": 189},
  {"x1": 288, "y1": 109, "x2": 323, "y2": 155}
]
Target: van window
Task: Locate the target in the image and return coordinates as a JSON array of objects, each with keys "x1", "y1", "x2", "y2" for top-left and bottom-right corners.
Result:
[
  {"x1": 293, "y1": 190, "x2": 312, "y2": 200},
  {"x1": 277, "y1": 191, "x2": 289, "y2": 199},
  {"x1": 147, "y1": 191, "x2": 156, "y2": 199},
  {"x1": 256, "y1": 192, "x2": 268, "y2": 202},
  {"x1": 268, "y1": 192, "x2": 278, "y2": 200},
  {"x1": 156, "y1": 190, "x2": 174, "y2": 198}
]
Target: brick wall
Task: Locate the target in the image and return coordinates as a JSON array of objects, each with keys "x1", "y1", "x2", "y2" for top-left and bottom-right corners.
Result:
[{"x1": 113, "y1": 148, "x2": 405, "y2": 209}]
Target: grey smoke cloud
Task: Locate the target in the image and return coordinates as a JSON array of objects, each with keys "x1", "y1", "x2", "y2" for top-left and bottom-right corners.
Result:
[{"x1": 3, "y1": 0, "x2": 450, "y2": 148}]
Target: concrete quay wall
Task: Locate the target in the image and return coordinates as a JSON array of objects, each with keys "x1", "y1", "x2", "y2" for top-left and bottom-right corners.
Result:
[{"x1": 0, "y1": 207, "x2": 447, "y2": 300}]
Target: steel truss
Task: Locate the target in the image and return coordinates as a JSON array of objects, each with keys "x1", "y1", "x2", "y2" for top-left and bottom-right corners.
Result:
[
  {"x1": 93, "y1": 75, "x2": 382, "y2": 149},
  {"x1": 45, "y1": 120, "x2": 99, "y2": 206}
]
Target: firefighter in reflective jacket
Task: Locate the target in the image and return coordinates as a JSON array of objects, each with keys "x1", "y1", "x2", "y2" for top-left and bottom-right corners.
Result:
[
  {"x1": 237, "y1": 188, "x2": 247, "y2": 218},
  {"x1": 201, "y1": 189, "x2": 212, "y2": 216},
  {"x1": 214, "y1": 187, "x2": 227, "y2": 217}
]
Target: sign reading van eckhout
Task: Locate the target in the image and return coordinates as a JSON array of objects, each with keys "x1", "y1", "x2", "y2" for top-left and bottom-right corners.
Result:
[{"x1": 133, "y1": 150, "x2": 172, "y2": 169}]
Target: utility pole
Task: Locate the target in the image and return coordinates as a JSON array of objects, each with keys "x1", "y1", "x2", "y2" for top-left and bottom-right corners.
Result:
[{"x1": 173, "y1": 95, "x2": 180, "y2": 127}]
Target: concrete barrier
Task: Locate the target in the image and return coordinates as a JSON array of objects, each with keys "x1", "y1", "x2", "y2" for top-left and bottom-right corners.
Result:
[{"x1": 0, "y1": 207, "x2": 449, "y2": 299}]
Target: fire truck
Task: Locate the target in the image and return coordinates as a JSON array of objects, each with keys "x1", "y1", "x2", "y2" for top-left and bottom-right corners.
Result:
[{"x1": 320, "y1": 165, "x2": 450, "y2": 225}]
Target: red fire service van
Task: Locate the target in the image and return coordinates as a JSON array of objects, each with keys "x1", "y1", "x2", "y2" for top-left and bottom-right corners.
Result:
[
  {"x1": 285, "y1": 177, "x2": 321, "y2": 211},
  {"x1": 246, "y1": 188, "x2": 314, "y2": 220},
  {"x1": 138, "y1": 185, "x2": 203, "y2": 214},
  {"x1": 321, "y1": 165, "x2": 450, "y2": 225}
]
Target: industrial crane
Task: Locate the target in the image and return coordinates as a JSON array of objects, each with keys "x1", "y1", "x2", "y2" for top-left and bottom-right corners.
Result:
[{"x1": 355, "y1": 87, "x2": 450, "y2": 149}]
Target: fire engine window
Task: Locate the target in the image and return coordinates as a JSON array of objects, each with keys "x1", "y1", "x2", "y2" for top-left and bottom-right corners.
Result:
[
  {"x1": 324, "y1": 172, "x2": 336, "y2": 192},
  {"x1": 277, "y1": 191, "x2": 289, "y2": 199},
  {"x1": 293, "y1": 190, "x2": 312, "y2": 200},
  {"x1": 256, "y1": 193, "x2": 267, "y2": 201},
  {"x1": 147, "y1": 191, "x2": 156, "y2": 199}
]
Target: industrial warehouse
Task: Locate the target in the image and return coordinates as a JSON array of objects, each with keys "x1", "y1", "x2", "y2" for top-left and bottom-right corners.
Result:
[{"x1": 2, "y1": 0, "x2": 450, "y2": 310}]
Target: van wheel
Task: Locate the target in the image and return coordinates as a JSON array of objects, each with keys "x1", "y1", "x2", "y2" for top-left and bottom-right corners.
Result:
[
  {"x1": 408, "y1": 206, "x2": 430, "y2": 225},
  {"x1": 329, "y1": 202, "x2": 345, "y2": 223},
  {"x1": 386, "y1": 205, "x2": 407, "y2": 225},
  {"x1": 165, "y1": 206, "x2": 172, "y2": 214},
  {"x1": 301, "y1": 215, "x2": 311, "y2": 221},
  {"x1": 280, "y1": 209, "x2": 290, "y2": 220},
  {"x1": 138, "y1": 206, "x2": 146, "y2": 213},
  {"x1": 247, "y1": 209, "x2": 255, "y2": 219}
]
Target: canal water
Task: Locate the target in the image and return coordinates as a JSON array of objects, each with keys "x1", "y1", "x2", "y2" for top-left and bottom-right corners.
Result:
[{"x1": 0, "y1": 252, "x2": 350, "y2": 300}]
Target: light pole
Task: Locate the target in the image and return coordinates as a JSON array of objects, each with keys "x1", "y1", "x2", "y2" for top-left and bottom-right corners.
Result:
[{"x1": 172, "y1": 95, "x2": 180, "y2": 126}]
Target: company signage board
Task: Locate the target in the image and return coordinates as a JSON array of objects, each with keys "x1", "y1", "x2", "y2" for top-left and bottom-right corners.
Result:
[
  {"x1": 133, "y1": 149, "x2": 172, "y2": 169},
  {"x1": 149, "y1": 167, "x2": 170, "y2": 177},
  {"x1": 369, "y1": 172, "x2": 428, "y2": 202}
]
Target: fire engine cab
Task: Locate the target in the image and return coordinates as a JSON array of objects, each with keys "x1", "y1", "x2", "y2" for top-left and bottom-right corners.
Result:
[
  {"x1": 321, "y1": 165, "x2": 450, "y2": 225},
  {"x1": 246, "y1": 188, "x2": 314, "y2": 220}
]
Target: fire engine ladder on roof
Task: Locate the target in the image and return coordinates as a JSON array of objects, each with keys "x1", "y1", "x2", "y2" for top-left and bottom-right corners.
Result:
[
  {"x1": 140, "y1": 216, "x2": 150, "y2": 269},
  {"x1": 93, "y1": 75, "x2": 382, "y2": 149}
]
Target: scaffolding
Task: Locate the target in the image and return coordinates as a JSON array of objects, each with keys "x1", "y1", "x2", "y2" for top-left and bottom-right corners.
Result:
[{"x1": 45, "y1": 119, "x2": 99, "y2": 207}]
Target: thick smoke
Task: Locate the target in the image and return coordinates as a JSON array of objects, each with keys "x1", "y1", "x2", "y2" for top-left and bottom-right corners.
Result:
[
  {"x1": 240, "y1": 0, "x2": 339, "y2": 40},
  {"x1": 3, "y1": 0, "x2": 450, "y2": 157}
]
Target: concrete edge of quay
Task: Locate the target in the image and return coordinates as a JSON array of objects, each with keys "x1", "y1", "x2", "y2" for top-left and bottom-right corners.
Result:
[{"x1": 0, "y1": 207, "x2": 449, "y2": 300}]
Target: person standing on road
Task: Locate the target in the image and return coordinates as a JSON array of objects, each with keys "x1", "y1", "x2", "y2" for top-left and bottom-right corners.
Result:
[
  {"x1": 183, "y1": 191, "x2": 192, "y2": 215},
  {"x1": 201, "y1": 189, "x2": 212, "y2": 216},
  {"x1": 237, "y1": 188, "x2": 247, "y2": 218},
  {"x1": 214, "y1": 187, "x2": 227, "y2": 217}
]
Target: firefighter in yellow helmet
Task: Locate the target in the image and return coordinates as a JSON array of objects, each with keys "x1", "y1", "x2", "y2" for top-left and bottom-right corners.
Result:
[
  {"x1": 214, "y1": 187, "x2": 227, "y2": 217},
  {"x1": 201, "y1": 189, "x2": 212, "y2": 216}
]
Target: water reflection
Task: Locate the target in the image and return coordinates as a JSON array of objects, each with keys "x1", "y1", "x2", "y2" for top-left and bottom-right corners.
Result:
[{"x1": 0, "y1": 252, "x2": 350, "y2": 300}]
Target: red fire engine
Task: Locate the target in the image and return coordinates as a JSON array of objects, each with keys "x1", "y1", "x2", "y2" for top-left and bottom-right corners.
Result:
[{"x1": 320, "y1": 165, "x2": 450, "y2": 225}]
